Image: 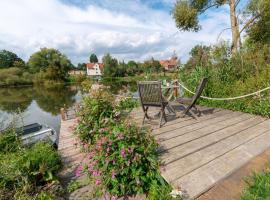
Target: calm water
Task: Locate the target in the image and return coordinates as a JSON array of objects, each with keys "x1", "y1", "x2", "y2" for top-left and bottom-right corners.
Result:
[
  {"x1": 0, "y1": 85, "x2": 83, "y2": 133},
  {"x1": 0, "y1": 80, "x2": 138, "y2": 134}
]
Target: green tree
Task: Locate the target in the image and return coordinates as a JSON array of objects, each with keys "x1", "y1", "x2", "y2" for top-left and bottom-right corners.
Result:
[
  {"x1": 143, "y1": 58, "x2": 162, "y2": 73},
  {"x1": 246, "y1": 0, "x2": 270, "y2": 44},
  {"x1": 172, "y1": 0, "x2": 259, "y2": 54},
  {"x1": 77, "y1": 63, "x2": 86, "y2": 71},
  {"x1": 102, "y1": 53, "x2": 118, "y2": 77},
  {"x1": 28, "y1": 48, "x2": 72, "y2": 81},
  {"x1": 0, "y1": 50, "x2": 24, "y2": 69},
  {"x1": 90, "y1": 53, "x2": 98, "y2": 63},
  {"x1": 186, "y1": 45, "x2": 212, "y2": 69}
]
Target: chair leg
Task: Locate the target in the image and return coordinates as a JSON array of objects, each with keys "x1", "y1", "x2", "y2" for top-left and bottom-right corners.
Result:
[
  {"x1": 194, "y1": 105, "x2": 202, "y2": 116},
  {"x1": 142, "y1": 106, "x2": 149, "y2": 125},
  {"x1": 159, "y1": 108, "x2": 164, "y2": 128}
]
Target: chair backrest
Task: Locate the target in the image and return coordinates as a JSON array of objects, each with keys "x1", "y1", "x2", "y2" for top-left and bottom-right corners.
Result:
[
  {"x1": 137, "y1": 81, "x2": 163, "y2": 106},
  {"x1": 190, "y1": 77, "x2": 208, "y2": 106}
]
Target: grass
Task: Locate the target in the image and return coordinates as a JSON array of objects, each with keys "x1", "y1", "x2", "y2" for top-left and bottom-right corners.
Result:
[{"x1": 241, "y1": 172, "x2": 270, "y2": 200}]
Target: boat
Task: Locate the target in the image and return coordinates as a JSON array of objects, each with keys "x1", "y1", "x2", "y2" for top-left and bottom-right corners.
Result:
[{"x1": 17, "y1": 123, "x2": 58, "y2": 148}]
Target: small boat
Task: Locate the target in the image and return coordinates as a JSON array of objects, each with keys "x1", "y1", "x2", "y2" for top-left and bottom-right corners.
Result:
[{"x1": 17, "y1": 123, "x2": 58, "y2": 148}]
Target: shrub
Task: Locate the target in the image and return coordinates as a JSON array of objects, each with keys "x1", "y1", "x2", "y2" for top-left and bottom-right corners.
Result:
[
  {"x1": 85, "y1": 122, "x2": 160, "y2": 197},
  {"x1": 0, "y1": 142, "x2": 60, "y2": 192},
  {"x1": 75, "y1": 89, "x2": 115, "y2": 143},
  {"x1": 0, "y1": 127, "x2": 21, "y2": 153},
  {"x1": 75, "y1": 88, "x2": 173, "y2": 199}
]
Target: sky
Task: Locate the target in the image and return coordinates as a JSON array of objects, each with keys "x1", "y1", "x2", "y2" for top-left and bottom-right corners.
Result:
[{"x1": 0, "y1": 0, "x2": 233, "y2": 65}]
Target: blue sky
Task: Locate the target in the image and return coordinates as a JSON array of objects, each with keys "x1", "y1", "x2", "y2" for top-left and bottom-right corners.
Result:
[{"x1": 0, "y1": 0, "x2": 234, "y2": 64}]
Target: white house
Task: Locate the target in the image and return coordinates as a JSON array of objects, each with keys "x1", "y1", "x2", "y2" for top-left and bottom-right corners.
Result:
[{"x1": 86, "y1": 63, "x2": 103, "y2": 76}]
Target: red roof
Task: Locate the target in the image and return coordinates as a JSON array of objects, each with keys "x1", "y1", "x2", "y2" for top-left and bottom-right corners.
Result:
[
  {"x1": 86, "y1": 63, "x2": 104, "y2": 69},
  {"x1": 160, "y1": 57, "x2": 177, "y2": 69}
]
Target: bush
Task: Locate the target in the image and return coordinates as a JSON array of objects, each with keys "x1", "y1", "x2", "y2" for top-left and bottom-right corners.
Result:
[
  {"x1": 0, "y1": 67, "x2": 33, "y2": 86},
  {"x1": 0, "y1": 126, "x2": 61, "y2": 198},
  {"x1": 85, "y1": 122, "x2": 160, "y2": 197},
  {"x1": 74, "y1": 88, "x2": 174, "y2": 199},
  {"x1": 0, "y1": 142, "x2": 60, "y2": 192},
  {"x1": 75, "y1": 89, "x2": 114, "y2": 143}
]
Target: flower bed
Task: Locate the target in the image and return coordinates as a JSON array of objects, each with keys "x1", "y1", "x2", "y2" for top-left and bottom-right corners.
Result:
[{"x1": 74, "y1": 88, "x2": 181, "y2": 199}]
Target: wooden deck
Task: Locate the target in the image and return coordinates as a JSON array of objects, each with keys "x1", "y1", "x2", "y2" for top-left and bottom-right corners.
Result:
[{"x1": 129, "y1": 104, "x2": 270, "y2": 199}]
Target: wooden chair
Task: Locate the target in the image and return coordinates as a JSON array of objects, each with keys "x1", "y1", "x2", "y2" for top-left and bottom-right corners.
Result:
[
  {"x1": 176, "y1": 77, "x2": 208, "y2": 119},
  {"x1": 137, "y1": 81, "x2": 171, "y2": 127}
]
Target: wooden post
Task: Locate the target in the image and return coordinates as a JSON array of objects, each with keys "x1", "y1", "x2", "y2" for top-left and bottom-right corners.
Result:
[
  {"x1": 174, "y1": 80, "x2": 178, "y2": 98},
  {"x1": 60, "y1": 108, "x2": 66, "y2": 121}
]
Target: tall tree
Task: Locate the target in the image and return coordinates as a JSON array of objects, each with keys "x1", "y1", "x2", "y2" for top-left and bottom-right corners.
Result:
[
  {"x1": 28, "y1": 48, "x2": 72, "y2": 81},
  {"x1": 102, "y1": 53, "x2": 118, "y2": 77},
  {"x1": 172, "y1": 0, "x2": 259, "y2": 54},
  {"x1": 246, "y1": 0, "x2": 270, "y2": 44},
  {"x1": 0, "y1": 50, "x2": 24, "y2": 69},
  {"x1": 90, "y1": 53, "x2": 98, "y2": 63}
]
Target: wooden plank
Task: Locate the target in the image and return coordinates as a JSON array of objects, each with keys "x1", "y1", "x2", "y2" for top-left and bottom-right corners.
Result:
[
  {"x1": 154, "y1": 109, "x2": 230, "y2": 135},
  {"x1": 159, "y1": 115, "x2": 263, "y2": 163},
  {"x1": 162, "y1": 120, "x2": 270, "y2": 184},
  {"x1": 174, "y1": 129, "x2": 270, "y2": 199},
  {"x1": 155, "y1": 110, "x2": 241, "y2": 141}
]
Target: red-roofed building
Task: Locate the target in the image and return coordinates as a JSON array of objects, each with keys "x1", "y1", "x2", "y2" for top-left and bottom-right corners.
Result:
[
  {"x1": 159, "y1": 53, "x2": 179, "y2": 71},
  {"x1": 86, "y1": 63, "x2": 104, "y2": 77}
]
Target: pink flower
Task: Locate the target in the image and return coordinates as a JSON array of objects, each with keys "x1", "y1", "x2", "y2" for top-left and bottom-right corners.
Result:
[
  {"x1": 111, "y1": 196, "x2": 117, "y2": 200},
  {"x1": 112, "y1": 170, "x2": 116, "y2": 179},
  {"x1": 117, "y1": 133, "x2": 124, "y2": 140},
  {"x1": 75, "y1": 165, "x2": 83, "y2": 177},
  {"x1": 107, "y1": 147, "x2": 110, "y2": 153},
  {"x1": 112, "y1": 160, "x2": 116, "y2": 165},
  {"x1": 95, "y1": 179, "x2": 101, "y2": 185},
  {"x1": 128, "y1": 147, "x2": 133, "y2": 154},
  {"x1": 121, "y1": 148, "x2": 126, "y2": 158}
]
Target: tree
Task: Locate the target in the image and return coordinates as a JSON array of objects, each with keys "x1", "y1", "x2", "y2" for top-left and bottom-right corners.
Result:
[
  {"x1": 186, "y1": 45, "x2": 212, "y2": 69},
  {"x1": 143, "y1": 58, "x2": 162, "y2": 73},
  {"x1": 172, "y1": 0, "x2": 260, "y2": 54},
  {"x1": 77, "y1": 63, "x2": 86, "y2": 71},
  {"x1": 28, "y1": 48, "x2": 72, "y2": 81},
  {"x1": 246, "y1": 0, "x2": 270, "y2": 44},
  {"x1": 90, "y1": 53, "x2": 98, "y2": 63},
  {"x1": 102, "y1": 53, "x2": 118, "y2": 77},
  {"x1": 0, "y1": 50, "x2": 24, "y2": 69}
]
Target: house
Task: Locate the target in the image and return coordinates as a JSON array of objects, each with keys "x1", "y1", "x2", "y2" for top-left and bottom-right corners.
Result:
[
  {"x1": 159, "y1": 53, "x2": 179, "y2": 71},
  {"x1": 68, "y1": 70, "x2": 86, "y2": 75},
  {"x1": 86, "y1": 63, "x2": 103, "y2": 77}
]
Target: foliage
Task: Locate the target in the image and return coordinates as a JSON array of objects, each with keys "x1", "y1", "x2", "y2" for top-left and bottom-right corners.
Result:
[
  {"x1": 77, "y1": 63, "x2": 86, "y2": 71},
  {"x1": 186, "y1": 45, "x2": 211, "y2": 69},
  {"x1": 246, "y1": 0, "x2": 270, "y2": 44},
  {"x1": 74, "y1": 89, "x2": 115, "y2": 143},
  {"x1": 0, "y1": 125, "x2": 61, "y2": 199},
  {"x1": 0, "y1": 67, "x2": 33, "y2": 86},
  {"x1": 28, "y1": 48, "x2": 72, "y2": 82},
  {"x1": 180, "y1": 42, "x2": 270, "y2": 118},
  {"x1": 143, "y1": 58, "x2": 163, "y2": 74},
  {"x1": 74, "y1": 88, "x2": 172, "y2": 199},
  {"x1": 116, "y1": 97, "x2": 139, "y2": 112},
  {"x1": 0, "y1": 127, "x2": 21, "y2": 153},
  {"x1": 67, "y1": 180, "x2": 82, "y2": 193},
  {"x1": 84, "y1": 122, "x2": 160, "y2": 197},
  {"x1": 90, "y1": 53, "x2": 98, "y2": 63},
  {"x1": 241, "y1": 172, "x2": 270, "y2": 200},
  {"x1": 102, "y1": 53, "x2": 119, "y2": 77},
  {"x1": 0, "y1": 50, "x2": 25, "y2": 69}
]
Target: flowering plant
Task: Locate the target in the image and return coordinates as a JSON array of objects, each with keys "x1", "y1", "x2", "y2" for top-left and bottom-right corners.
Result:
[{"x1": 84, "y1": 122, "x2": 160, "y2": 197}]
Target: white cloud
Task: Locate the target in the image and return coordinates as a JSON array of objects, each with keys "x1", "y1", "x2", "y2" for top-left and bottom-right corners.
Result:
[{"x1": 0, "y1": 0, "x2": 231, "y2": 64}]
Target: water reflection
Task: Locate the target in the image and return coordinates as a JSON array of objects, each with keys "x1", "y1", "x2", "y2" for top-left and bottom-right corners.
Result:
[{"x1": 0, "y1": 85, "x2": 82, "y2": 133}]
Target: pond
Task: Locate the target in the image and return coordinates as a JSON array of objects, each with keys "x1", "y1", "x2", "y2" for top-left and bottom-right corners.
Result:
[
  {"x1": 0, "y1": 80, "x2": 138, "y2": 134},
  {"x1": 0, "y1": 85, "x2": 84, "y2": 134}
]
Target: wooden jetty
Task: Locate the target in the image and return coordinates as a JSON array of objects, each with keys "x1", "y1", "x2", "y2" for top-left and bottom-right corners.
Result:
[
  {"x1": 58, "y1": 103, "x2": 270, "y2": 199},
  {"x1": 130, "y1": 104, "x2": 270, "y2": 199}
]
